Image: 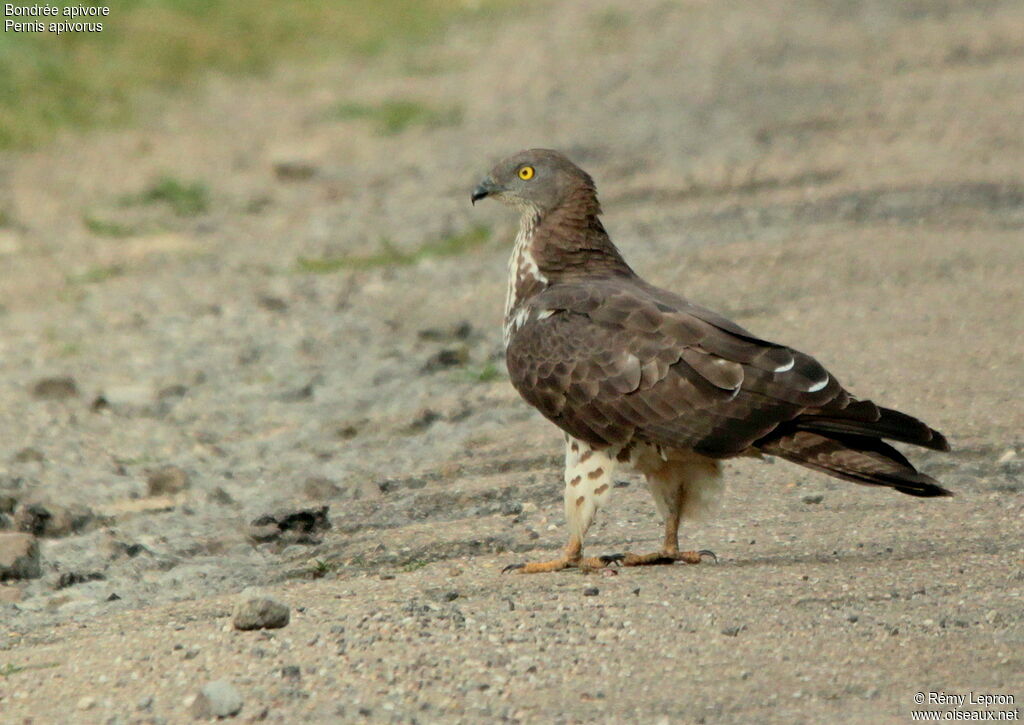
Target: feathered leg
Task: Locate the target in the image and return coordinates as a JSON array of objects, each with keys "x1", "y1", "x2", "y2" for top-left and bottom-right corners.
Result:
[
  {"x1": 615, "y1": 456, "x2": 720, "y2": 567},
  {"x1": 503, "y1": 438, "x2": 618, "y2": 574}
]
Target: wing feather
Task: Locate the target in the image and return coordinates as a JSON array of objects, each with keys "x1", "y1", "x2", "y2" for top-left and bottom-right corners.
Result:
[{"x1": 505, "y1": 278, "x2": 850, "y2": 455}]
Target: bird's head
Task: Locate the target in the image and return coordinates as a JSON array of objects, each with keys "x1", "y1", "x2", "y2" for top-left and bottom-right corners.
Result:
[{"x1": 471, "y1": 149, "x2": 597, "y2": 216}]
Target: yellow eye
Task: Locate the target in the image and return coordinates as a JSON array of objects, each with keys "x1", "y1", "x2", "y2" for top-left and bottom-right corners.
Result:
[{"x1": 518, "y1": 166, "x2": 535, "y2": 180}]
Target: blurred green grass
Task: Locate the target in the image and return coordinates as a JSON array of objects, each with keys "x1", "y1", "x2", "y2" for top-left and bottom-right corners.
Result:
[
  {"x1": 330, "y1": 99, "x2": 463, "y2": 135},
  {"x1": 128, "y1": 176, "x2": 210, "y2": 217},
  {"x1": 0, "y1": 0, "x2": 493, "y2": 149},
  {"x1": 296, "y1": 224, "x2": 491, "y2": 273}
]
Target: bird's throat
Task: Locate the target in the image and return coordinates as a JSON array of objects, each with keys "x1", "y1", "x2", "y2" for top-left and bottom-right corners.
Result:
[{"x1": 503, "y1": 211, "x2": 548, "y2": 347}]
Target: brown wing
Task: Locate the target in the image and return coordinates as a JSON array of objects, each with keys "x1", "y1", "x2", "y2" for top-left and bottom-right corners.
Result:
[{"x1": 505, "y1": 278, "x2": 849, "y2": 457}]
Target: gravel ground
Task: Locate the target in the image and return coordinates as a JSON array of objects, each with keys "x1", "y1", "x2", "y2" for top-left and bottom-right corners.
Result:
[{"x1": 1, "y1": 1, "x2": 1022, "y2": 722}]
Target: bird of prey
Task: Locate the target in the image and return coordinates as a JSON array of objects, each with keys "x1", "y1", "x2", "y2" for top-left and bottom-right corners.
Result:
[{"x1": 471, "y1": 148, "x2": 951, "y2": 574}]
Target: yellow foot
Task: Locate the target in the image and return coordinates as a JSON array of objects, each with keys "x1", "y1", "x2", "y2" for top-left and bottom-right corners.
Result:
[
  {"x1": 603, "y1": 549, "x2": 717, "y2": 567},
  {"x1": 502, "y1": 555, "x2": 618, "y2": 574}
]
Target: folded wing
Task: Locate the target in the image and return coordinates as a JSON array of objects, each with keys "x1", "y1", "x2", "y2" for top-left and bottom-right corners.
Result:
[{"x1": 505, "y1": 278, "x2": 949, "y2": 496}]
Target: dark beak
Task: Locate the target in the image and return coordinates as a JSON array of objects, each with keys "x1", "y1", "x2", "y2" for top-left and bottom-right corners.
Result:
[{"x1": 471, "y1": 177, "x2": 500, "y2": 205}]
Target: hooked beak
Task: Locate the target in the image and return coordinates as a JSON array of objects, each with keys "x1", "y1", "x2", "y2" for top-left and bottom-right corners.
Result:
[{"x1": 471, "y1": 177, "x2": 502, "y2": 205}]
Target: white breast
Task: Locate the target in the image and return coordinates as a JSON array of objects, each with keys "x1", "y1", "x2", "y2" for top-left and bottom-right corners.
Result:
[{"x1": 503, "y1": 212, "x2": 547, "y2": 347}]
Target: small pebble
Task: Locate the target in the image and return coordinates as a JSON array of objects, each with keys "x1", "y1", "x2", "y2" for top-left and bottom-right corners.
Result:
[
  {"x1": 583, "y1": 587, "x2": 599, "y2": 596},
  {"x1": 77, "y1": 696, "x2": 96, "y2": 710},
  {"x1": 11, "y1": 447, "x2": 43, "y2": 464},
  {"x1": 280, "y1": 665, "x2": 301, "y2": 681},
  {"x1": 147, "y1": 466, "x2": 191, "y2": 496},
  {"x1": 232, "y1": 588, "x2": 290, "y2": 630},
  {"x1": 500, "y1": 501, "x2": 523, "y2": 516},
  {"x1": 14, "y1": 501, "x2": 94, "y2": 538},
  {"x1": 190, "y1": 680, "x2": 243, "y2": 719},
  {"x1": 32, "y1": 377, "x2": 79, "y2": 400},
  {"x1": 0, "y1": 533, "x2": 41, "y2": 580}
]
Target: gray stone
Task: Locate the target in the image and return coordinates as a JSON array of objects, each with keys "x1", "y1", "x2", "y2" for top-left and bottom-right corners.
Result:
[
  {"x1": 273, "y1": 160, "x2": 317, "y2": 182},
  {"x1": 76, "y1": 695, "x2": 96, "y2": 710},
  {"x1": 247, "y1": 506, "x2": 330, "y2": 545},
  {"x1": 233, "y1": 588, "x2": 290, "y2": 630},
  {"x1": 32, "y1": 376, "x2": 79, "y2": 400},
  {"x1": 0, "y1": 533, "x2": 41, "y2": 580},
  {"x1": 302, "y1": 476, "x2": 341, "y2": 500},
  {"x1": 280, "y1": 665, "x2": 301, "y2": 680},
  {"x1": 11, "y1": 447, "x2": 44, "y2": 464},
  {"x1": 190, "y1": 680, "x2": 243, "y2": 719},
  {"x1": 147, "y1": 466, "x2": 191, "y2": 496},
  {"x1": 14, "y1": 500, "x2": 95, "y2": 538},
  {"x1": 256, "y1": 294, "x2": 289, "y2": 312},
  {"x1": 157, "y1": 384, "x2": 189, "y2": 400},
  {"x1": 500, "y1": 501, "x2": 523, "y2": 516},
  {"x1": 206, "y1": 487, "x2": 234, "y2": 505},
  {"x1": 420, "y1": 347, "x2": 469, "y2": 373},
  {"x1": 279, "y1": 381, "x2": 315, "y2": 402}
]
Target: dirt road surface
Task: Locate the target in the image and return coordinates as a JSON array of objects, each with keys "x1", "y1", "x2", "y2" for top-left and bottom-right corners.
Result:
[{"x1": 1, "y1": 1, "x2": 1022, "y2": 722}]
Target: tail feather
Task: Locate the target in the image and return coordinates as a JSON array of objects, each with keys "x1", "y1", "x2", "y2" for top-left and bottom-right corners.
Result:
[
  {"x1": 797, "y1": 402, "x2": 949, "y2": 452},
  {"x1": 756, "y1": 429, "x2": 952, "y2": 497}
]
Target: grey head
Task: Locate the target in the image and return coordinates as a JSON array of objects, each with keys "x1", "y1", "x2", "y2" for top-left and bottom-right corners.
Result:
[{"x1": 471, "y1": 149, "x2": 597, "y2": 216}]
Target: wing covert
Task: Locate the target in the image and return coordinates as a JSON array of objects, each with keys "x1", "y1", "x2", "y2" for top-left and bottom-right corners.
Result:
[{"x1": 505, "y1": 279, "x2": 848, "y2": 456}]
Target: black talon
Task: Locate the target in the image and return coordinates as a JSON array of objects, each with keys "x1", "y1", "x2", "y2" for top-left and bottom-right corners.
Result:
[
  {"x1": 697, "y1": 549, "x2": 718, "y2": 563},
  {"x1": 502, "y1": 563, "x2": 525, "y2": 574},
  {"x1": 599, "y1": 554, "x2": 625, "y2": 566}
]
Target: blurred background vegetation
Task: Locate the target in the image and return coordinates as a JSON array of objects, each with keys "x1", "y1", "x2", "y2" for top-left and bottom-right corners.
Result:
[{"x1": 0, "y1": 0, "x2": 493, "y2": 149}]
